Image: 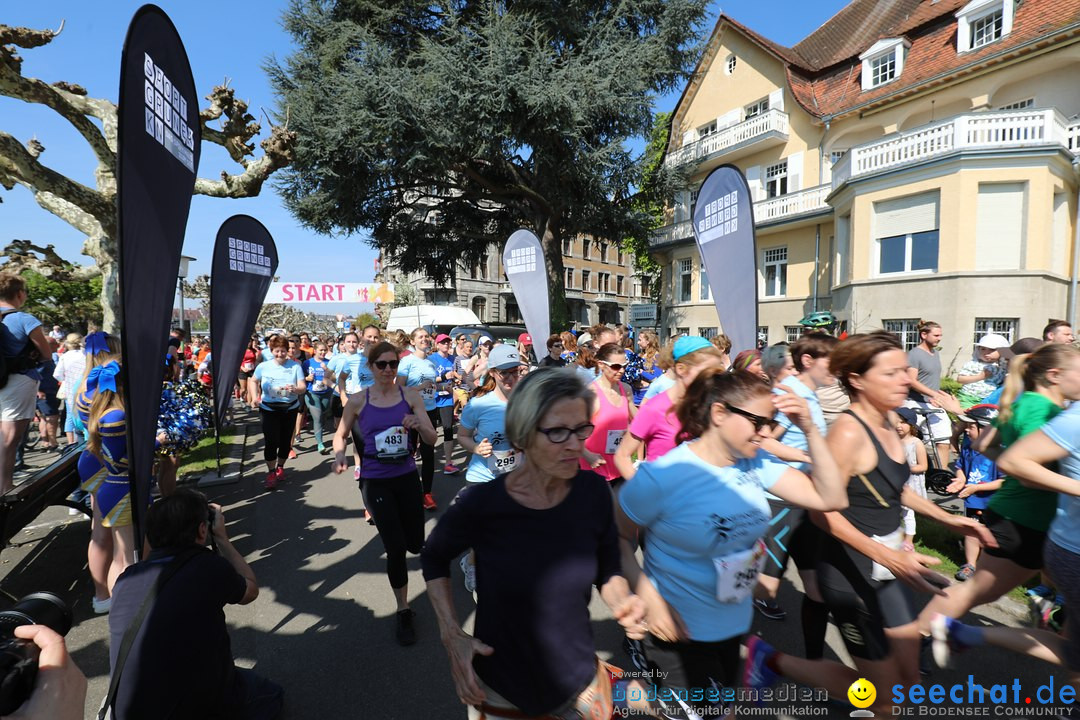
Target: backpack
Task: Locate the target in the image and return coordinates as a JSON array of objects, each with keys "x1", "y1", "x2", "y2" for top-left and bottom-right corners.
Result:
[{"x1": 0, "y1": 308, "x2": 42, "y2": 390}]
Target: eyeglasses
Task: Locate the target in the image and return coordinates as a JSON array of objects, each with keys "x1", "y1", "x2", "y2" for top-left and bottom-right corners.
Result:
[
  {"x1": 537, "y1": 423, "x2": 595, "y2": 443},
  {"x1": 599, "y1": 360, "x2": 626, "y2": 372},
  {"x1": 723, "y1": 403, "x2": 778, "y2": 432},
  {"x1": 373, "y1": 360, "x2": 400, "y2": 370},
  {"x1": 551, "y1": 343, "x2": 564, "y2": 348}
]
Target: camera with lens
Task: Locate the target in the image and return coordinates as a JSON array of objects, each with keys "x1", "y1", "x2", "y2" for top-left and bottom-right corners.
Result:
[{"x1": 0, "y1": 592, "x2": 73, "y2": 715}]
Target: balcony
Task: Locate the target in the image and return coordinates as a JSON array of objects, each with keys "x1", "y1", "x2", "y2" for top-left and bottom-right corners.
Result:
[
  {"x1": 665, "y1": 109, "x2": 789, "y2": 169},
  {"x1": 649, "y1": 184, "x2": 832, "y2": 248},
  {"x1": 833, "y1": 109, "x2": 1080, "y2": 190}
]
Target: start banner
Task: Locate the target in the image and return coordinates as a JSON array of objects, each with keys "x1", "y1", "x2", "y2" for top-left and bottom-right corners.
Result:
[{"x1": 265, "y1": 282, "x2": 394, "y2": 304}]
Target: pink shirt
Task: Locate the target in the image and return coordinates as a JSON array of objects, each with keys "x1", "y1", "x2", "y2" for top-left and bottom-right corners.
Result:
[
  {"x1": 581, "y1": 380, "x2": 632, "y2": 481},
  {"x1": 628, "y1": 391, "x2": 681, "y2": 462}
]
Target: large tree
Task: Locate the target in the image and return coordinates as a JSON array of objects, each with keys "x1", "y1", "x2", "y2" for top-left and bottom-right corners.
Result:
[
  {"x1": 2, "y1": 239, "x2": 103, "y2": 331},
  {"x1": 270, "y1": 0, "x2": 705, "y2": 328},
  {"x1": 0, "y1": 22, "x2": 297, "y2": 331}
]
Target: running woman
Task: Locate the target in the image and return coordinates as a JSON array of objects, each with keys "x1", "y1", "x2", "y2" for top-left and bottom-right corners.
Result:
[
  {"x1": 397, "y1": 328, "x2": 440, "y2": 510},
  {"x1": 303, "y1": 342, "x2": 335, "y2": 454},
  {"x1": 249, "y1": 335, "x2": 306, "y2": 489},
  {"x1": 582, "y1": 343, "x2": 636, "y2": 487},
  {"x1": 333, "y1": 341, "x2": 436, "y2": 645},
  {"x1": 431, "y1": 334, "x2": 460, "y2": 475}
]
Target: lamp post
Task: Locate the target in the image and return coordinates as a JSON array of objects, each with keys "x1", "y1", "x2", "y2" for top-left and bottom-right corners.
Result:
[{"x1": 177, "y1": 255, "x2": 196, "y2": 336}]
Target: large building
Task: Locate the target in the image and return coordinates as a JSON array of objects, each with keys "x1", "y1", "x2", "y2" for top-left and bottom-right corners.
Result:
[
  {"x1": 377, "y1": 239, "x2": 650, "y2": 328},
  {"x1": 652, "y1": 0, "x2": 1080, "y2": 368}
]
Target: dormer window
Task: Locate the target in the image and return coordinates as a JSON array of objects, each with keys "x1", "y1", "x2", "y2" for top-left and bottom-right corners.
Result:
[
  {"x1": 859, "y1": 38, "x2": 910, "y2": 91},
  {"x1": 957, "y1": 0, "x2": 1015, "y2": 52}
]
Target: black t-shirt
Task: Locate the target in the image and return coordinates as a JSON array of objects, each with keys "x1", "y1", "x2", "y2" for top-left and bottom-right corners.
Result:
[
  {"x1": 421, "y1": 470, "x2": 620, "y2": 715},
  {"x1": 538, "y1": 355, "x2": 566, "y2": 368},
  {"x1": 109, "y1": 546, "x2": 247, "y2": 720}
]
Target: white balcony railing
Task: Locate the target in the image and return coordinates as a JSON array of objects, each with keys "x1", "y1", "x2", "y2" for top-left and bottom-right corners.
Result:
[
  {"x1": 835, "y1": 109, "x2": 1080, "y2": 190},
  {"x1": 665, "y1": 109, "x2": 789, "y2": 169},
  {"x1": 754, "y1": 184, "x2": 832, "y2": 224},
  {"x1": 649, "y1": 220, "x2": 694, "y2": 248}
]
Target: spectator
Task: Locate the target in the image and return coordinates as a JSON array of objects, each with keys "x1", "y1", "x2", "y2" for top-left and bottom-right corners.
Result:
[
  {"x1": 53, "y1": 333, "x2": 85, "y2": 447},
  {"x1": 48, "y1": 325, "x2": 65, "y2": 342},
  {"x1": 1042, "y1": 319, "x2": 1074, "y2": 345},
  {"x1": 538, "y1": 334, "x2": 566, "y2": 368},
  {"x1": 0, "y1": 272, "x2": 52, "y2": 492},
  {"x1": 35, "y1": 339, "x2": 62, "y2": 453},
  {"x1": 107, "y1": 488, "x2": 282, "y2": 720}
]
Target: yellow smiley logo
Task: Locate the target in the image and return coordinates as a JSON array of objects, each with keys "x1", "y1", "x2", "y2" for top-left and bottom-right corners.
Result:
[{"x1": 847, "y1": 678, "x2": 876, "y2": 709}]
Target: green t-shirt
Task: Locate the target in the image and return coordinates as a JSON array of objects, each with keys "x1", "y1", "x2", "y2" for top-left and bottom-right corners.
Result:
[{"x1": 987, "y1": 392, "x2": 1063, "y2": 531}]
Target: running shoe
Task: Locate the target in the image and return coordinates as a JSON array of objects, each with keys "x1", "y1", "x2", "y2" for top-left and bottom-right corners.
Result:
[
  {"x1": 395, "y1": 608, "x2": 417, "y2": 646},
  {"x1": 930, "y1": 614, "x2": 970, "y2": 669},
  {"x1": 91, "y1": 596, "x2": 112, "y2": 614},
  {"x1": 954, "y1": 563, "x2": 976, "y2": 581},
  {"x1": 423, "y1": 493, "x2": 438, "y2": 511},
  {"x1": 288, "y1": 449, "x2": 298, "y2": 460},
  {"x1": 264, "y1": 470, "x2": 279, "y2": 491},
  {"x1": 752, "y1": 598, "x2": 787, "y2": 621},
  {"x1": 317, "y1": 443, "x2": 328, "y2": 455},
  {"x1": 443, "y1": 463, "x2": 461, "y2": 475},
  {"x1": 742, "y1": 635, "x2": 779, "y2": 692},
  {"x1": 1026, "y1": 584, "x2": 1054, "y2": 599},
  {"x1": 460, "y1": 555, "x2": 477, "y2": 593}
]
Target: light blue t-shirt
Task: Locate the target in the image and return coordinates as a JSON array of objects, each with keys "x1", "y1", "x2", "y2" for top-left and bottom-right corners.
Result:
[
  {"x1": 0, "y1": 309, "x2": 42, "y2": 381},
  {"x1": 620, "y1": 442, "x2": 787, "y2": 642},
  {"x1": 261, "y1": 347, "x2": 274, "y2": 362},
  {"x1": 773, "y1": 375, "x2": 827, "y2": 473},
  {"x1": 398, "y1": 353, "x2": 438, "y2": 411},
  {"x1": 642, "y1": 373, "x2": 675, "y2": 404},
  {"x1": 329, "y1": 351, "x2": 374, "y2": 394},
  {"x1": 460, "y1": 392, "x2": 514, "y2": 484},
  {"x1": 1037, "y1": 404, "x2": 1080, "y2": 555},
  {"x1": 253, "y1": 359, "x2": 304, "y2": 411}
]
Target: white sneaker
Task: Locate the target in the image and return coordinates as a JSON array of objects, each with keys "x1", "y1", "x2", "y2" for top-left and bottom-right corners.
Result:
[
  {"x1": 92, "y1": 596, "x2": 112, "y2": 614},
  {"x1": 459, "y1": 555, "x2": 476, "y2": 593}
]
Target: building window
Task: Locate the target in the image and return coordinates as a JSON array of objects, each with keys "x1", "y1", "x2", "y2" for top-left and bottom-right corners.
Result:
[
  {"x1": 600, "y1": 242, "x2": 608, "y2": 263},
  {"x1": 476, "y1": 253, "x2": 489, "y2": 280},
  {"x1": 870, "y1": 52, "x2": 896, "y2": 87},
  {"x1": 999, "y1": 98, "x2": 1034, "y2": 110},
  {"x1": 599, "y1": 273, "x2": 610, "y2": 293},
  {"x1": 616, "y1": 275, "x2": 624, "y2": 296},
  {"x1": 830, "y1": 150, "x2": 847, "y2": 166},
  {"x1": 472, "y1": 296, "x2": 487, "y2": 323},
  {"x1": 974, "y1": 318, "x2": 1018, "y2": 346},
  {"x1": 641, "y1": 278, "x2": 651, "y2": 297},
  {"x1": 785, "y1": 326, "x2": 805, "y2": 343},
  {"x1": 765, "y1": 161, "x2": 788, "y2": 198},
  {"x1": 582, "y1": 269, "x2": 591, "y2": 291},
  {"x1": 699, "y1": 327, "x2": 718, "y2": 339},
  {"x1": 699, "y1": 265, "x2": 711, "y2": 301},
  {"x1": 505, "y1": 301, "x2": 522, "y2": 323},
  {"x1": 758, "y1": 326, "x2": 769, "y2": 345},
  {"x1": 563, "y1": 238, "x2": 574, "y2": 256},
  {"x1": 582, "y1": 243, "x2": 591, "y2": 260},
  {"x1": 675, "y1": 327, "x2": 690, "y2": 337},
  {"x1": 617, "y1": 249, "x2": 624, "y2": 266},
  {"x1": 970, "y1": 9, "x2": 1003, "y2": 48},
  {"x1": 697, "y1": 121, "x2": 717, "y2": 139},
  {"x1": 884, "y1": 319, "x2": 921, "y2": 351},
  {"x1": 677, "y1": 258, "x2": 693, "y2": 303},
  {"x1": 763, "y1": 247, "x2": 788, "y2": 297},
  {"x1": 878, "y1": 230, "x2": 939, "y2": 274},
  {"x1": 725, "y1": 54, "x2": 736, "y2": 75},
  {"x1": 566, "y1": 268, "x2": 574, "y2": 289},
  {"x1": 744, "y1": 98, "x2": 769, "y2": 119}
]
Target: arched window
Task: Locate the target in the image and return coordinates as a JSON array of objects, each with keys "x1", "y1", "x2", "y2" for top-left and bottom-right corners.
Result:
[{"x1": 472, "y1": 296, "x2": 487, "y2": 322}]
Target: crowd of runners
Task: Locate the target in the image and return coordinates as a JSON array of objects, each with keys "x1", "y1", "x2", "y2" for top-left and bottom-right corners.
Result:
[{"x1": 4, "y1": 261, "x2": 1080, "y2": 719}]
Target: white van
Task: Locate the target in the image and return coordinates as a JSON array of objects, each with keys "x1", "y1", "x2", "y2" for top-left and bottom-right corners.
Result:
[{"x1": 385, "y1": 305, "x2": 482, "y2": 337}]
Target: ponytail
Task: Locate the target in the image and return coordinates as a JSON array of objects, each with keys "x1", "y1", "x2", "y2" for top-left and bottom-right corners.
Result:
[
  {"x1": 676, "y1": 368, "x2": 772, "y2": 442},
  {"x1": 996, "y1": 354, "x2": 1029, "y2": 426},
  {"x1": 998, "y1": 343, "x2": 1078, "y2": 426},
  {"x1": 472, "y1": 373, "x2": 497, "y2": 399}
]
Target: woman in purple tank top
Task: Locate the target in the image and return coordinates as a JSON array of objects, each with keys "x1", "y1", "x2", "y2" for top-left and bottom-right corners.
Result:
[{"x1": 333, "y1": 341, "x2": 436, "y2": 646}]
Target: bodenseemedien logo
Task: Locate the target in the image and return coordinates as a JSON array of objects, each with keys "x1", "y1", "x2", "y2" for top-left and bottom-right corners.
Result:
[{"x1": 848, "y1": 678, "x2": 876, "y2": 717}]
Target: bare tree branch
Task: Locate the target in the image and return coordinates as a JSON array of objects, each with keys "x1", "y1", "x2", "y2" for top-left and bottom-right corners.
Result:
[{"x1": 0, "y1": 130, "x2": 115, "y2": 221}]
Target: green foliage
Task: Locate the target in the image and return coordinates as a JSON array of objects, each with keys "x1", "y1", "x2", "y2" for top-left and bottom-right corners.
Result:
[
  {"x1": 940, "y1": 377, "x2": 962, "y2": 396},
  {"x1": 354, "y1": 312, "x2": 380, "y2": 330},
  {"x1": 269, "y1": 0, "x2": 708, "y2": 329},
  {"x1": 20, "y1": 269, "x2": 103, "y2": 333},
  {"x1": 621, "y1": 110, "x2": 676, "y2": 278}
]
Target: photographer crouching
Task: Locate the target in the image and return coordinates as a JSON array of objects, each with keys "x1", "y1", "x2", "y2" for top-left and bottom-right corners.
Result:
[{"x1": 104, "y1": 489, "x2": 283, "y2": 720}]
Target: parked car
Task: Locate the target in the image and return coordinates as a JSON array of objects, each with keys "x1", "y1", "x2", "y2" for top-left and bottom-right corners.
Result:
[{"x1": 449, "y1": 324, "x2": 527, "y2": 346}]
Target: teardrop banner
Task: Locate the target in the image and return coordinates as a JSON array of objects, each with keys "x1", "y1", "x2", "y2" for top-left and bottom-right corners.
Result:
[
  {"x1": 502, "y1": 229, "x2": 550, "y2": 351},
  {"x1": 210, "y1": 216, "x2": 278, "y2": 432},
  {"x1": 692, "y1": 164, "x2": 758, "y2": 354},
  {"x1": 117, "y1": 4, "x2": 201, "y2": 547}
]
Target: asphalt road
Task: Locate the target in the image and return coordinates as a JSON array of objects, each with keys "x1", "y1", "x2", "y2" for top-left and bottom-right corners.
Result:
[{"x1": 0, "y1": 414, "x2": 1074, "y2": 719}]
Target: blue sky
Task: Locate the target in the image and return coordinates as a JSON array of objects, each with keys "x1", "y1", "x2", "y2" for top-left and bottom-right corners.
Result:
[{"x1": 0, "y1": 0, "x2": 847, "y2": 315}]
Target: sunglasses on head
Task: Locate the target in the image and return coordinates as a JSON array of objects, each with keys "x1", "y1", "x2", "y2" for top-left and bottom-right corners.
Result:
[
  {"x1": 599, "y1": 360, "x2": 626, "y2": 371},
  {"x1": 373, "y1": 360, "x2": 400, "y2": 370},
  {"x1": 723, "y1": 403, "x2": 778, "y2": 432}
]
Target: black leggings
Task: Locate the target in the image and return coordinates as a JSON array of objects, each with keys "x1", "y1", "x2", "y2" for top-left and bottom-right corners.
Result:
[
  {"x1": 260, "y1": 406, "x2": 298, "y2": 464},
  {"x1": 365, "y1": 471, "x2": 425, "y2": 588},
  {"x1": 410, "y1": 409, "x2": 440, "y2": 494}
]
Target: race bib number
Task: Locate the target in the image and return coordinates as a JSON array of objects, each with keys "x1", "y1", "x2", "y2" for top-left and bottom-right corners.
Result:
[
  {"x1": 870, "y1": 526, "x2": 905, "y2": 582},
  {"x1": 490, "y1": 449, "x2": 521, "y2": 475},
  {"x1": 375, "y1": 426, "x2": 408, "y2": 462},
  {"x1": 713, "y1": 540, "x2": 767, "y2": 604},
  {"x1": 420, "y1": 385, "x2": 435, "y2": 402},
  {"x1": 312, "y1": 380, "x2": 326, "y2": 393},
  {"x1": 272, "y1": 384, "x2": 292, "y2": 400},
  {"x1": 605, "y1": 430, "x2": 625, "y2": 455}
]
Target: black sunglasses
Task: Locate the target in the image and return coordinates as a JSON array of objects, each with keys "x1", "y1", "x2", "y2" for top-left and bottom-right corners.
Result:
[
  {"x1": 373, "y1": 360, "x2": 400, "y2": 370},
  {"x1": 599, "y1": 360, "x2": 626, "y2": 372},
  {"x1": 537, "y1": 423, "x2": 595, "y2": 443},
  {"x1": 724, "y1": 403, "x2": 778, "y2": 432}
]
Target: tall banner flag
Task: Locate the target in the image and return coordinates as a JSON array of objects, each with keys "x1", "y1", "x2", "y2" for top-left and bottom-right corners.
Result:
[
  {"x1": 117, "y1": 5, "x2": 201, "y2": 546},
  {"x1": 210, "y1": 215, "x2": 278, "y2": 429},
  {"x1": 692, "y1": 165, "x2": 758, "y2": 354},
  {"x1": 502, "y1": 229, "x2": 550, "y2": 347}
]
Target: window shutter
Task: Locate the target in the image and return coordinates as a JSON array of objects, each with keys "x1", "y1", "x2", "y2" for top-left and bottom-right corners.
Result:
[
  {"x1": 718, "y1": 108, "x2": 742, "y2": 129},
  {"x1": 767, "y1": 88, "x2": 785, "y2": 112},
  {"x1": 873, "y1": 192, "x2": 939, "y2": 238},
  {"x1": 975, "y1": 183, "x2": 1025, "y2": 271},
  {"x1": 745, "y1": 166, "x2": 763, "y2": 201},
  {"x1": 787, "y1": 152, "x2": 803, "y2": 192}
]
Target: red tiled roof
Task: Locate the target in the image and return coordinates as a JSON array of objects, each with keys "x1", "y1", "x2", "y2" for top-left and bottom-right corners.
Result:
[{"x1": 693, "y1": 0, "x2": 1080, "y2": 122}]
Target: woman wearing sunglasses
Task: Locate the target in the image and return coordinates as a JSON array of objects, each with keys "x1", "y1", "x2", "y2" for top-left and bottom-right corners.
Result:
[
  {"x1": 423, "y1": 370, "x2": 648, "y2": 720},
  {"x1": 616, "y1": 369, "x2": 846, "y2": 718},
  {"x1": 334, "y1": 340, "x2": 437, "y2": 646},
  {"x1": 581, "y1": 343, "x2": 636, "y2": 487}
]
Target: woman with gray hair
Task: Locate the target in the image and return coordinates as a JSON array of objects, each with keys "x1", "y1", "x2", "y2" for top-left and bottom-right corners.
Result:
[{"x1": 422, "y1": 369, "x2": 649, "y2": 720}]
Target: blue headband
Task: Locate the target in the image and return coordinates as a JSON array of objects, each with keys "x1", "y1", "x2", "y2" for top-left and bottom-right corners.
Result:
[
  {"x1": 84, "y1": 331, "x2": 110, "y2": 356},
  {"x1": 87, "y1": 361, "x2": 121, "y2": 393}
]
